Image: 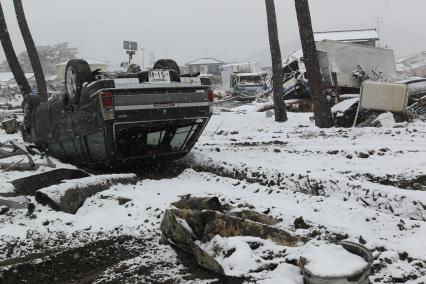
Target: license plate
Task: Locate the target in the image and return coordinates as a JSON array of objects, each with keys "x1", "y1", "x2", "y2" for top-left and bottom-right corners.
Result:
[{"x1": 149, "y1": 70, "x2": 171, "y2": 83}]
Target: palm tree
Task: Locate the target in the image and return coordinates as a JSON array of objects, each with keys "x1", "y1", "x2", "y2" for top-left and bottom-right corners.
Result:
[
  {"x1": 265, "y1": 0, "x2": 288, "y2": 122},
  {"x1": 294, "y1": 0, "x2": 332, "y2": 128},
  {"x1": 0, "y1": 1, "x2": 31, "y2": 96},
  {"x1": 14, "y1": 0, "x2": 48, "y2": 101}
]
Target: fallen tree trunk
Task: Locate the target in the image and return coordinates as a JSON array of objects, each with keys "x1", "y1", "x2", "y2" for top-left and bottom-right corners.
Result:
[{"x1": 35, "y1": 174, "x2": 139, "y2": 214}]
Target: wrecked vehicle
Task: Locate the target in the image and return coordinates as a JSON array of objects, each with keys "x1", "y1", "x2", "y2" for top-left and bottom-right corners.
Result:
[
  {"x1": 332, "y1": 78, "x2": 426, "y2": 127},
  {"x1": 22, "y1": 59, "x2": 213, "y2": 168},
  {"x1": 220, "y1": 62, "x2": 268, "y2": 101},
  {"x1": 283, "y1": 40, "x2": 396, "y2": 99},
  {"x1": 282, "y1": 60, "x2": 310, "y2": 100}
]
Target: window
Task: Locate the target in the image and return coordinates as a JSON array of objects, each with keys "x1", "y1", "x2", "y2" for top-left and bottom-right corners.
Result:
[
  {"x1": 116, "y1": 123, "x2": 201, "y2": 158},
  {"x1": 170, "y1": 126, "x2": 197, "y2": 151},
  {"x1": 86, "y1": 131, "x2": 108, "y2": 162},
  {"x1": 147, "y1": 131, "x2": 165, "y2": 146},
  {"x1": 239, "y1": 75, "x2": 262, "y2": 85}
]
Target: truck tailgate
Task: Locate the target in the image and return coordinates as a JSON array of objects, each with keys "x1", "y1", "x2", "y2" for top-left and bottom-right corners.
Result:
[{"x1": 91, "y1": 83, "x2": 212, "y2": 122}]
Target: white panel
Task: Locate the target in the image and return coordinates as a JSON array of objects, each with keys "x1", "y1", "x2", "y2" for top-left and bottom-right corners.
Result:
[
  {"x1": 114, "y1": 78, "x2": 140, "y2": 87},
  {"x1": 360, "y1": 81, "x2": 408, "y2": 113}
]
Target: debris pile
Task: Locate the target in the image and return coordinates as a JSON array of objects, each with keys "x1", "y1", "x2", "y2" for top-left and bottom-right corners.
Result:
[{"x1": 161, "y1": 196, "x2": 373, "y2": 283}]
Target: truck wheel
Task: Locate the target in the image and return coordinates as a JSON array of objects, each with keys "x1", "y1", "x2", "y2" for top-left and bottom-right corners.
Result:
[
  {"x1": 65, "y1": 59, "x2": 92, "y2": 104},
  {"x1": 153, "y1": 59, "x2": 181, "y2": 76}
]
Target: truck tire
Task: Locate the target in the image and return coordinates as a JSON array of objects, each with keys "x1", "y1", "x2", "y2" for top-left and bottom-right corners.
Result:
[
  {"x1": 65, "y1": 59, "x2": 92, "y2": 104},
  {"x1": 153, "y1": 59, "x2": 181, "y2": 76}
]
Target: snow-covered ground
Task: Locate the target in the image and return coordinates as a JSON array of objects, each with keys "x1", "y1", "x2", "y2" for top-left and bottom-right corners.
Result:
[{"x1": 0, "y1": 111, "x2": 425, "y2": 283}]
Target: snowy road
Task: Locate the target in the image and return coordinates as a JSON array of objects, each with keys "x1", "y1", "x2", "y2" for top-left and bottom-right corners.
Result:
[{"x1": 0, "y1": 112, "x2": 425, "y2": 283}]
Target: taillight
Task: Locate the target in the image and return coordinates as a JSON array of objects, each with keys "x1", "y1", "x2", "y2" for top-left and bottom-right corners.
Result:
[
  {"x1": 101, "y1": 92, "x2": 114, "y2": 109},
  {"x1": 208, "y1": 89, "x2": 214, "y2": 103},
  {"x1": 100, "y1": 92, "x2": 114, "y2": 120}
]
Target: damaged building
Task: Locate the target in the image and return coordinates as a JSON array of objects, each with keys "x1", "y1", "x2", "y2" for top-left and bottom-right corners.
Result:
[
  {"x1": 396, "y1": 51, "x2": 426, "y2": 78},
  {"x1": 314, "y1": 28, "x2": 380, "y2": 47}
]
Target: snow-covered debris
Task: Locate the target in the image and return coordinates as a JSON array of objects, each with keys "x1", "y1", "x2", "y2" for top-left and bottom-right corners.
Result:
[
  {"x1": 371, "y1": 112, "x2": 408, "y2": 128},
  {"x1": 197, "y1": 235, "x2": 288, "y2": 277},
  {"x1": 36, "y1": 174, "x2": 138, "y2": 214},
  {"x1": 331, "y1": 98, "x2": 359, "y2": 114},
  {"x1": 301, "y1": 242, "x2": 368, "y2": 277},
  {"x1": 371, "y1": 112, "x2": 396, "y2": 128}
]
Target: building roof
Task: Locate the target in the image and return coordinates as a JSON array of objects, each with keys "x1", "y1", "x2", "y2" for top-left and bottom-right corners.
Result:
[
  {"x1": 0, "y1": 72, "x2": 34, "y2": 83},
  {"x1": 314, "y1": 29, "x2": 379, "y2": 42},
  {"x1": 186, "y1": 58, "x2": 224, "y2": 66}
]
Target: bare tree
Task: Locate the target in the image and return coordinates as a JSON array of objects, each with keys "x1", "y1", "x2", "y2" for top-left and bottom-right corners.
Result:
[
  {"x1": 0, "y1": 1, "x2": 31, "y2": 96},
  {"x1": 294, "y1": 0, "x2": 332, "y2": 128},
  {"x1": 265, "y1": 0, "x2": 288, "y2": 122},
  {"x1": 14, "y1": 0, "x2": 48, "y2": 101}
]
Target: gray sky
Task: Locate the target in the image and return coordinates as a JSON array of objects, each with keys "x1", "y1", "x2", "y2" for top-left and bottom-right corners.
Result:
[{"x1": 1, "y1": 0, "x2": 425, "y2": 67}]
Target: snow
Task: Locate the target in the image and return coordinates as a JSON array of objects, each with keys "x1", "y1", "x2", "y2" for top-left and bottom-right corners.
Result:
[
  {"x1": 331, "y1": 98, "x2": 359, "y2": 113},
  {"x1": 197, "y1": 235, "x2": 286, "y2": 277},
  {"x1": 1, "y1": 111, "x2": 426, "y2": 282},
  {"x1": 301, "y1": 242, "x2": 368, "y2": 277},
  {"x1": 230, "y1": 101, "x2": 273, "y2": 113},
  {"x1": 372, "y1": 112, "x2": 396, "y2": 128},
  {"x1": 0, "y1": 72, "x2": 34, "y2": 83}
]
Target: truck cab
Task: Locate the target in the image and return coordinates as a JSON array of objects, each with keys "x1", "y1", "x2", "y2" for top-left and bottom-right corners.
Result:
[{"x1": 220, "y1": 62, "x2": 268, "y2": 101}]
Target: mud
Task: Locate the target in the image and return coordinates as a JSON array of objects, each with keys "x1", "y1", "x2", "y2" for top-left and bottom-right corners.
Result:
[
  {"x1": 0, "y1": 235, "x2": 242, "y2": 284},
  {"x1": 364, "y1": 174, "x2": 426, "y2": 191},
  {"x1": 0, "y1": 236, "x2": 146, "y2": 284}
]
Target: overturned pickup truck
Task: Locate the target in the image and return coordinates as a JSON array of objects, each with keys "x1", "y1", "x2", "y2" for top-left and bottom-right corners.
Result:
[{"x1": 23, "y1": 59, "x2": 212, "y2": 168}]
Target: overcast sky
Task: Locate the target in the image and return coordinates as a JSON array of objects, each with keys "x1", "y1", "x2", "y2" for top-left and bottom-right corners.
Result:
[{"x1": 0, "y1": 0, "x2": 425, "y2": 67}]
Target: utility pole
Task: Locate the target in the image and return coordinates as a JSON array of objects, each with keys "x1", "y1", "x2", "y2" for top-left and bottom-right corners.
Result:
[
  {"x1": 149, "y1": 52, "x2": 156, "y2": 67},
  {"x1": 294, "y1": 0, "x2": 332, "y2": 128},
  {"x1": 141, "y1": 48, "x2": 145, "y2": 71},
  {"x1": 14, "y1": 0, "x2": 48, "y2": 101},
  {"x1": 265, "y1": 0, "x2": 288, "y2": 122}
]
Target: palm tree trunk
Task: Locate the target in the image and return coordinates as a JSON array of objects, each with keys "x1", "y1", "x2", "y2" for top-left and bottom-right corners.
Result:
[
  {"x1": 14, "y1": 0, "x2": 48, "y2": 101},
  {"x1": 0, "y1": 2, "x2": 31, "y2": 96},
  {"x1": 294, "y1": 0, "x2": 332, "y2": 128},
  {"x1": 265, "y1": 0, "x2": 288, "y2": 122}
]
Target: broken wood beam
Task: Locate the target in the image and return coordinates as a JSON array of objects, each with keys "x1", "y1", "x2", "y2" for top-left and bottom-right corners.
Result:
[
  {"x1": 35, "y1": 174, "x2": 139, "y2": 214},
  {"x1": 10, "y1": 169, "x2": 90, "y2": 196}
]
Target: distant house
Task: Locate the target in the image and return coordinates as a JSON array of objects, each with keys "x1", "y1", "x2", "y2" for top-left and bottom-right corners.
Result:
[
  {"x1": 314, "y1": 29, "x2": 380, "y2": 47},
  {"x1": 396, "y1": 51, "x2": 426, "y2": 78},
  {"x1": 0, "y1": 72, "x2": 35, "y2": 87},
  {"x1": 55, "y1": 59, "x2": 108, "y2": 81},
  {"x1": 185, "y1": 58, "x2": 225, "y2": 76},
  {"x1": 179, "y1": 65, "x2": 190, "y2": 75}
]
